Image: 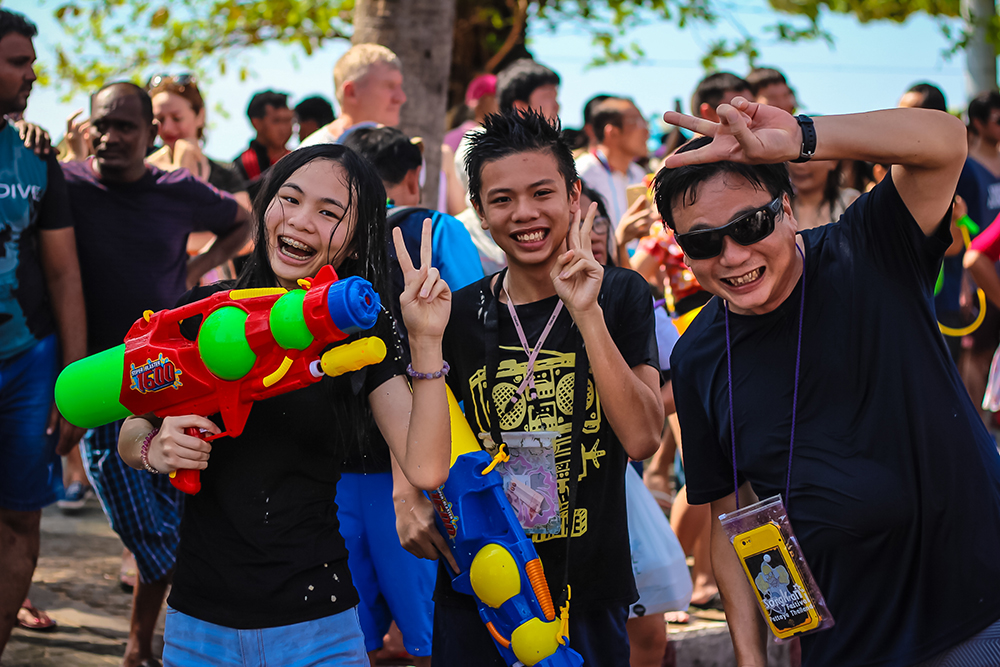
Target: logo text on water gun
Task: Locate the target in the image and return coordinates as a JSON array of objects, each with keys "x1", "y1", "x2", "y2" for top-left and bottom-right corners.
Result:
[{"x1": 129, "y1": 353, "x2": 183, "y2": 394}]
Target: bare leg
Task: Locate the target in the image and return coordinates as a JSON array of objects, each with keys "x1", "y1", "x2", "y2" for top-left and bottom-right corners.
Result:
[
  {"x1": 0, "y1": 508, "x2": 41, "y2": 659},
  {"x1": 667, "y1": 415, "x2": 718, "y2": 607},
  {"x1": 122, "y1": 574, "x2": 170, "y2": 667},
  {"x1": 62, "y1": 445, "x2": 88, "y2": 486},
  {"x1": 626, "y1": 614, "x2": 667, "y2": 667}
]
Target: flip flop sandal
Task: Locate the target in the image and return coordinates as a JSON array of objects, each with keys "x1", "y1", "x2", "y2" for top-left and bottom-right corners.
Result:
[
  {"x1": 689, "y1": 592, "x2": 725, "y2": 611},
  {"x1": 17, "y1": 599, "x2": 57, "y2": 632}
]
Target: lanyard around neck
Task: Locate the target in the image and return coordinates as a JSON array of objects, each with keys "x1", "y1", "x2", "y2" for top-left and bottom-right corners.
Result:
[
  {"x1": 502, "y1": 274, "x2": 564, "y2": 405},
  {"x1": 724, "y1": 244, "x2": 806, "y2": 511}
]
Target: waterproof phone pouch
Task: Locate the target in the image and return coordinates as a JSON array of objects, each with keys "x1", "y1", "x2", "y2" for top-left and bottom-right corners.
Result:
[
  {"x1": 482, "y1": 431, "x2": 561, "y2": 534},
  {"x1": 719, "y1": 495, "x2": 834, "y2": 642}
]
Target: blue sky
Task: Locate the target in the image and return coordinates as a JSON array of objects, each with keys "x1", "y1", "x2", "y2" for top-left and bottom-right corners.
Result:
[{"x1": 6, "y1": 0, "x2": 974, "y2": 159}]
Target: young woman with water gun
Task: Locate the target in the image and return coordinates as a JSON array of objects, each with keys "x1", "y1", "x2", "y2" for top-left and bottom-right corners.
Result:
[{"x1": 116, "y1": 144, "x2": 452, "y2": 665}]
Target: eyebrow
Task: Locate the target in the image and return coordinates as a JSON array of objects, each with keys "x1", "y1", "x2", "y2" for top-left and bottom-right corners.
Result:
[
  {"x1": 282, "y1": 182, "x2": 346, "y2": 210},
  {"x1": 688, "y1": 204, "x2": 763, "y2": 232},
  {"x1": 485, "y1": 178, "x2": 558, "y2": 198}
]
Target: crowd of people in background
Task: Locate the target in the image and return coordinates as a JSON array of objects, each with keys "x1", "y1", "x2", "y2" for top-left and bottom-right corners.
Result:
[{"x1": 2, "y1": 4, "x2": 1000, "y2": 667}]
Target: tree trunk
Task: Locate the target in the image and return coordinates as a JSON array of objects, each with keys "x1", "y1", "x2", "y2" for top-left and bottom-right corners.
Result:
[
  {"x1": 961, "y1": 0, "x2": 998, "y2": 98},
  {"x1": 353, "y1": 0, "x2": 457, "y2": 209}
]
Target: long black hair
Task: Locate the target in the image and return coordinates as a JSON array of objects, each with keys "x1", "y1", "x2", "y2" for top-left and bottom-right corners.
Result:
[
  {"x1": 236, "y1": 143, "x2": 389, "y2": 301},
  {"x1": 235, "y1": 144, "x2": 392, "y2": 459}
]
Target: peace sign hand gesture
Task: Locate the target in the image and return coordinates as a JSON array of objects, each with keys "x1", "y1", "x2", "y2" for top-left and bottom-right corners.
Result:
[
  {"x1": 394, "y1": 218, "x2": 452, "y2": 340},
  {"x1": 551, "y1": 202, "x2": 604, "y2": 318},
  {"x1": 661, "y1": 96, "x2": 802, "y2": 168}
]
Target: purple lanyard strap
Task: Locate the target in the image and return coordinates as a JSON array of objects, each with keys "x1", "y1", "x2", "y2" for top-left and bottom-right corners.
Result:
[
  {"x1": 724, "y1": 244, "x2": 806, "y2": 510},
  {"x1": 502, "y1": 275, "x2": 564, "y2": 405}
]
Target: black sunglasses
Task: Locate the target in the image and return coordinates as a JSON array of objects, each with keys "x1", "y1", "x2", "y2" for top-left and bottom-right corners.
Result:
[{"x1": 674, "y1": 196, "x2": 783, "y2": 260}]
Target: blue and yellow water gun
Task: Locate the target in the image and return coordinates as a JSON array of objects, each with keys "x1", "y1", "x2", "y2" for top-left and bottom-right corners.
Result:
[{"x1": 428, "y1": 389, "x2": 583, "y2": 667}]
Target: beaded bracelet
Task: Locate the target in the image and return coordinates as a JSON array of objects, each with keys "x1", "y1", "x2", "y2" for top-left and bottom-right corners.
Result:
[
  {"x1": 140, "y1": 428, "x2": 161, "y2": 474},
  {"x1": 406, "y1": 361, "x2": 450, "y2": 380}
]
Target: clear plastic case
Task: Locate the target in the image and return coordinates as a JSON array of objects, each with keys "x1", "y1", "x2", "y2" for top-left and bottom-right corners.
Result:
[{"x1": 719, "y1": 495, "x2": 835, "y2": 642}]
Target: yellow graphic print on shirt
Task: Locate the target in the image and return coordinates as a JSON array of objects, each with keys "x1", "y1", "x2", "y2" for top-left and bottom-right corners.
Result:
[{"x1": 468, "y1": 345, "x2": 602, "y2": 544}]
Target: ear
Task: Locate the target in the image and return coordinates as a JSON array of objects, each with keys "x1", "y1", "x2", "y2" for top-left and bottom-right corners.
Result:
[
  {"x1": 147, "y1": 122, "x2": 159, "y2": 149},
  {"x1": 250, "y1": 117, "x2": 265, "y2": 134},
  {"x1": 195, "y1": 106, "x2": 206, "y2": 132},
  {"x1": 601, "y1": 123, "x2": 619, "y2": 144},
  {"x1": 700, "y1": 103, "x2": 719, "y2": 124},
  {"x1": 342, "y1": 80, "x2": 357, "y2": 106},
  {"x1": 512, "y1": 99, "x2": 529, "y2": 114},
  {"x1": 472, "y1": 199, "x2": 488, "y2": 229},
  {"x1": 405, "y1": 167, "x2": 421, "y2": 197},
  {"x1": 568, "y1": 179, "x2": 582, "y2": 215}
]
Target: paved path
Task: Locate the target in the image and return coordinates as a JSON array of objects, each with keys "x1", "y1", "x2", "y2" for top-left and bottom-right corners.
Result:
[
  {"x1": 3, "y1": 496, "x2": 787, "y2": 667},
  {"x1": 3, "y1": 498, "x2": 156, "y2": 667}
]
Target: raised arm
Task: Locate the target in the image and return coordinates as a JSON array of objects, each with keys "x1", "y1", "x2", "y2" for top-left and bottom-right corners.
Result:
[
  {"x1": 662, "y1": 99, "x2": 967, "y2": 237},
  {"x1": 373, "y1": 219, "x2": 452, "y2": 491},
  {"x1": 551, "y1": 202, "x2": 663, "y2": 460},
  {"x1": 186, "y1": 205, "x2": 251, "y2": 288}
]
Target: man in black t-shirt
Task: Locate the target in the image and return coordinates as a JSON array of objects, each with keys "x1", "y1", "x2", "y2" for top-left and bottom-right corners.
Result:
[
  {"x1": 63, "y1": 81, "x2": 248, "y2": 667},
  {"x1": 654, "y1": 99, "x2": 1000, "y2": 665},
  {"x1": 396, "y1": 109, "x2": 663, "y2": 666}
]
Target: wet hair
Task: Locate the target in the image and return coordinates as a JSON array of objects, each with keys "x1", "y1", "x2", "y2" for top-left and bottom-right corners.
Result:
[
  {"x1": 968, "y1": 91, "x2": 1000, "y2": 133},
  {"x1": 148, "y1": 77, "x2": 206, "y2": 139},
  {"x1": 342, "y1": 126, "x2": 422, "y2": 186},
  {"x1": 905, "y1": 82, "x2": 947, "y2": 113},
  {"x1": 745, "y1": 67, "x2": 789, "y2": 97},
  {"x1": 653, "y1": 136, "x2": 792, "y2": 230},
  {"x1": 0, "y1": 8, "x2": 37, "y2": 41},
  {"x1": 691, "y1": 72, "x2": 751, "y2": 117},
  {"x1": 247, "y1": 90, "x2": 289, "y2": 120},
  {"x1": 295, "y1": 96, "x2": 335, "y2": 126},
  {"x1": 94, "y1": 81, "x2": 154, "y2": 124},
  {"x1": 237, "y1": 143, "x2": 391, "y2": 462},
  {"x1": 236, "y1": 143, "x2": 388, "y2": 303},
  {"x1": 465, "y1": 108, "x2": 578, "y2": 208},
  {"x1": 496, "y1": 59, "x2": 560, "y2": 112}
]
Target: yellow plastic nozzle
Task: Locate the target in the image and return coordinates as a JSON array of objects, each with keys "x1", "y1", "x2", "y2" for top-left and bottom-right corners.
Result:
[
  {"x1": 143, "y1": 310, "x2": 154, "y2": 322},
  {"x1": 320, "y1": 337, "x2": 387, "y2": 377},
  {"x1": 556, "y1": 585, "x2": 571, "y2": 646}
]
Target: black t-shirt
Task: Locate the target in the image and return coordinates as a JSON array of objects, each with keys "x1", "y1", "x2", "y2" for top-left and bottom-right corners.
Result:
[
  {"x1": 166, "y1": 282, "x2": 404, "y2": 629},
  {"x1": 62, "y1": 159, "x2": 240, "y2": 354},
  {"x1": 672, "y1": 174, "x2": 1000, "y2": 666},
  {"x1": 437, "y1": 266, "x2": 657, "y2": 611}
]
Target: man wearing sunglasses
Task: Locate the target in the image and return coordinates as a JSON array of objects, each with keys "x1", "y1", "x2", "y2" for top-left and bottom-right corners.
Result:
[{"x1": 654, "y1": 99, "x2": 1000, "y2": 666}]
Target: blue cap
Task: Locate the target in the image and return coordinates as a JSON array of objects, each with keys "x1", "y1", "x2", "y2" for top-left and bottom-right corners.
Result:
[{"x1": 326, "y1": 276, "x2": 381, "y2": 334}]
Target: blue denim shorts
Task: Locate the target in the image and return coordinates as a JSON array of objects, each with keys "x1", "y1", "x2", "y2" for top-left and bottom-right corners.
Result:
[
  {"x1": 163, "y1": 606, "x2": 368, "y2": 667},
  {"x1": 0, "y1": 334, "x2": 62, "y2": 511}
]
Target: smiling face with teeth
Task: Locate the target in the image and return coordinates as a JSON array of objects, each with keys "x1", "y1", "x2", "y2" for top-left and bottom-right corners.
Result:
[
  {"x1": 474, "y1": 150, "x2": 581, "y2": 278},
  {"x1": 264, "y1": 159, "x2": 356, "y2": 289},
  {"x1": 672, "y1": 173, "x2": 802, "y2": 316}
]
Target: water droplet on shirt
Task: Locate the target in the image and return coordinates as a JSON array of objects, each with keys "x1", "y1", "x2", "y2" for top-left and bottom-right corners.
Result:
[
  {"x1": 304, "y1": 596, "x2": 308, "y2": 601},
  {"x1": 324, "y1": 563, "x2": 328, "y2": 568},
  {"x1": 308, "y1": 585, "x2": 314, "y2": 591},
  {"x1": 334, "y1": 574, "x2": 339, "y2": 581},
  {"x1": 331, "y1": 595, "x2": 337, "y2": 602}
]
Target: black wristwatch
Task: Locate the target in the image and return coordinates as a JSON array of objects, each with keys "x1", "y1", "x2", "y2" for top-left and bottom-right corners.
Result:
[{"x1": 791, "y1": 114, "x2": 816, "y2": 163}]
